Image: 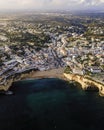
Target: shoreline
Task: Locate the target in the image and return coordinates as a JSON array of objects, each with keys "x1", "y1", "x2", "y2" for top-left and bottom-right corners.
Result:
[
  {"x1": 64, "y1": 73, "x2": 104, "y2": 97},
  {"x1": 0, "y1": 67, "x2": 66, "y2": 91},
  {"x1": 0, "y1": 67, "x2": 104, "y2": 97}
]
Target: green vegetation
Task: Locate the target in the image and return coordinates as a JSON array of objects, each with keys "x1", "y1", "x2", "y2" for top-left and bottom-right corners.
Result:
[
  {"x1": 7, "y1": 32, "x2": 51, "y2": 46},
  {"x1": 64, "y1": 66, "x2": 72, "y2": 74}
]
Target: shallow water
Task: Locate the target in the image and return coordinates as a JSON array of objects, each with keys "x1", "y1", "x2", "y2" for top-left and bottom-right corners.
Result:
[{"x1": 0, "y1": 78, "x2": 104, "y2": 130}]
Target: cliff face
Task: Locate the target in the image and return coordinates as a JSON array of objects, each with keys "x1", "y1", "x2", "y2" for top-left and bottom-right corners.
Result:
[
  {"x1": 64, "y1": 73, "x2": 104, "y2": 96},
  {"x1": 0, "y1": 70, "x2": 36, "y2": 91}
]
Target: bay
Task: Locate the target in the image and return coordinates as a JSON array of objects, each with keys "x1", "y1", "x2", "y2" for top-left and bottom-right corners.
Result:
[{"x1": 0, "y1": 78, "x2": 104, "y2": 130}]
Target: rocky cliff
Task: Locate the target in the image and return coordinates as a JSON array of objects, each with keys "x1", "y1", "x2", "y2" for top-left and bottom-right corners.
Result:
[
  {"x1": 64, "y1": 73, "x2": 104, "y2": 96},
  {"x1": 0, "y1": 69, "x2": 36, "y2": 91}
]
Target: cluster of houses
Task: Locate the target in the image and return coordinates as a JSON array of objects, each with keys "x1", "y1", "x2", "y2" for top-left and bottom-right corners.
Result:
[{"x1": 0, "y1": 18, "x2": 104, "y2": 85}]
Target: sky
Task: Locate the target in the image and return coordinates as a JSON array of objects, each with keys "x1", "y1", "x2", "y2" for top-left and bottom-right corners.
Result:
[{"x1": 0, "y1": 0, "x2": 104, "y2": 11}]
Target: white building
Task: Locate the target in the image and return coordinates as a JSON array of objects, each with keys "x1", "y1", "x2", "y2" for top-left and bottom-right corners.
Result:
[
  {"x1": 90, "y1": 67, "x2": 101, "y2": 73},
  {"x1": 73, "y1": 68, "x2": 85, "y2": 75}
]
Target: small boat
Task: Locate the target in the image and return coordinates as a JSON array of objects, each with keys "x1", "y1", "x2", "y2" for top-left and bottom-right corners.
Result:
[{"x1": 5, "y1": 91, "x2": 13, "y2": 95}]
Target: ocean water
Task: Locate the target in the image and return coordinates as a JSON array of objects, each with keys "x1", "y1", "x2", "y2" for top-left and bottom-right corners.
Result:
[{"x1": 0, "y1": 78, "x2": 104, "y2": 130}]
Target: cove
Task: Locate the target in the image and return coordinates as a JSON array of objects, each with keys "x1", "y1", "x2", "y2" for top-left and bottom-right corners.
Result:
[{"x1": 0, "y1": 78, "x2": 104, "y2": 130}]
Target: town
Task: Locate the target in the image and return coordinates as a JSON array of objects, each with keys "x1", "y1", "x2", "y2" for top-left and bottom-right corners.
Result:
[{"x1": 0, "y1": 12, "x2": 104, "y2": 88}]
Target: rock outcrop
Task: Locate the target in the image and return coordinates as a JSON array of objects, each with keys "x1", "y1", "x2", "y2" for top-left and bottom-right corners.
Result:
[{"x1": 64, "y1": 73, "x2": 104, "y2": 96}]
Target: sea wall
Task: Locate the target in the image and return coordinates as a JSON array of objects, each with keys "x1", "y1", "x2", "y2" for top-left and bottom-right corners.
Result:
[{"x1": 64, "y1": 73, "x2": 104, "y2": 96}]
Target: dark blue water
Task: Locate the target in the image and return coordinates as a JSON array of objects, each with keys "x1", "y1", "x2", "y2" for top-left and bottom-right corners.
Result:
[{"x1": 0, "y1": 78, "x2": 104, "y2": 130}]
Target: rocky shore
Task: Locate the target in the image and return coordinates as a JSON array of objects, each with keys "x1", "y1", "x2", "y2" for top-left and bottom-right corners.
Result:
[{"x1": 64, "y1": 73, "x2": 104, "y2": 96}]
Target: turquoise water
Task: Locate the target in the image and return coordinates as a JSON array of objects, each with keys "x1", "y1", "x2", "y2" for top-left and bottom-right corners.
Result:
[{"x1": 0, "y1": 78, "x2": 104, "y2": 130}]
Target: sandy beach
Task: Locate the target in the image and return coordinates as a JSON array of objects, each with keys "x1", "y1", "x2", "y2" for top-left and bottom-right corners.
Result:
[{"x1": 30, "y1": 67, "x2": 65, "y2": 79}]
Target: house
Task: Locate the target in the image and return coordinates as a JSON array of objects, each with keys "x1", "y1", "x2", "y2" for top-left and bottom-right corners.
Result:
[
  {"x1": 90, "y1": 66, "x2": 101, "y2": 73},
  {"x1": 73, "y1": 68, "x2": 85, "y2": 75},
  {"x1": 4, "y1": 60, "x2": 17, "y2": 66},
  {"x1": 100, "y1": 58, "x2": 104, "y2": 63}
]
